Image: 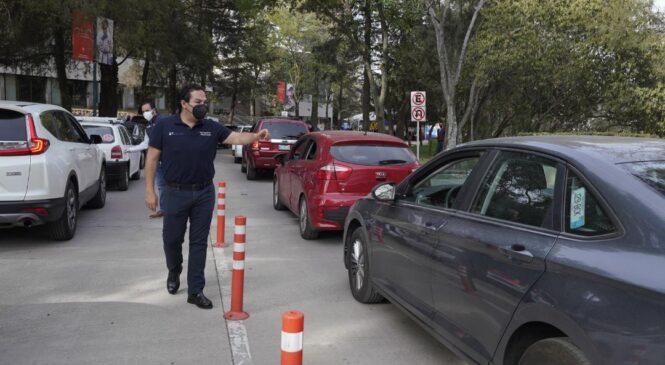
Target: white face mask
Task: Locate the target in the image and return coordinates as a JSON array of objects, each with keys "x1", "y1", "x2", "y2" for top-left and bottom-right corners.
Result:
[{"x1": 143, "y1": 111, "x2": 153, "y2": 121}]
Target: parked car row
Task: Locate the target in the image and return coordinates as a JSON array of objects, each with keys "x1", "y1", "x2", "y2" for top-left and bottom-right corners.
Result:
[
  {"x1": 0, "y1": 101, "x2": 147, "y2": 241},
  {"x1": 0, "y1": 102, "x2": 107, "y2": 240}
]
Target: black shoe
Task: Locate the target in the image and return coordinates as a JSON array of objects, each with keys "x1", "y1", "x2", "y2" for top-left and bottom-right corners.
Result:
[
  {"x1": 187, "y1": 292, "x2": 213, "y2": 309},
  {"x1": 167, "y1": 271, "x2": 180, "y2": 295}
]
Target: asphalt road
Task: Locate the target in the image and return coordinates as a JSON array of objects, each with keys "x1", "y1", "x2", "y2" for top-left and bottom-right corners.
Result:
[{"x1": 0, "y1": 148, "x2": 466, "y2": 365}]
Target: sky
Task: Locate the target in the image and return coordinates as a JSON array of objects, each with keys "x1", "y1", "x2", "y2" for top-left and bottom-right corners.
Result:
[{"x1": 655, "y1": 0, "x2": 665, "y2": 11}]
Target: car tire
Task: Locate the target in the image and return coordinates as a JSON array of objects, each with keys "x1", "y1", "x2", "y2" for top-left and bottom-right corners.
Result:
[
  {"x1": 117, "y1": 163, "x2": 130, "y2": 191},
  {"x1": 347, "y1": 228, "x2": 384, "y2": 303},
  {"x1": 48, "y1": 181, "x2": 78, "y2": 241},
  {"x1": 139, "y1": 153, "x2": 145, "y2": 169},
  {"x1": 86, "y1": 166, "x2": 107, "y2": 209},
  {"x1": 130, "y1": 165, "x2": 141, "y2": 180},
  {"x1": 241, "y1": 157, "x2": 247, "y2": 173},
  {"x1": 298, "y1": 196, "x2": 319, "y2": 239},
  {"x1": 234, "y1": 156, "x2": 241, "y2": 164},
  {"x1": 519, "y1": 338, "x2": 590, "y2": 365},
  {"x1": 273, "y1": 178, "x2": 286, "y2": 210},
  {"x1": 246, "y1": 163, "x2": 257, "y2": 180}
]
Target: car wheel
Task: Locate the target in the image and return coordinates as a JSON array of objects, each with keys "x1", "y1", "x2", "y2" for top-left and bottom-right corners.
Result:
[
  {"x1": 519, "y1": 338, "x2": 590, "y2": 365},
  {"x1": 130, "y1": 165, "x2": 141, "y2": 180},
  {"x1": 234, "y1": 156, "x2": 241, "y2": 164},
  {"x1": 246, "y1": 163, "x2": 257, "y2": 180},
  {"x1": 117, "y1": 163, "x2": 130, "y2": 191},
  {"x1": 87, "y1": 166, "x2": 107, "y2": 209},
  {"x1": 48, "y1": 181, "x2": 78, "y2": 240},
  {"x1": 273, "y1": 178, "x2": 286, "y2": 210},
  {"x1": 298, "y1": 196, "x2": 319, "y2": 239},
  {"x1": 347, "y1": 228, "x2": 384, "y2": 303},
  {"x1": 241, "y1": 157, "x2": 247, "y2": 173}
]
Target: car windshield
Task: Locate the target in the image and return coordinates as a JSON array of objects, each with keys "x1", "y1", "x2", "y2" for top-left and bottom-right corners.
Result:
[
  {"x1": 330, "y1": 144, "x2": 416, "y2": 166},
  {"x1": 262, "y1": 122, "x2": 308, "y2": 139},
  {"x1": 82, "y1": 125, "x2": 115, "y2": 143},
  {"x1": 619, "y1": 161, "x2": 665, "y2": 197}
]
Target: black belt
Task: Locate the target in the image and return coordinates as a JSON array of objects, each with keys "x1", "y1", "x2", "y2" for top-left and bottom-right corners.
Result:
[{"x1": 166, "y1": 180, "x2": 212, "y2": 191}]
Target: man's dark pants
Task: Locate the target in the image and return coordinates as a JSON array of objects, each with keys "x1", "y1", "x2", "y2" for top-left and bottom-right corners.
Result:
[{"x1": 162, "y1": 184, "x2": 215, "y2": 295}]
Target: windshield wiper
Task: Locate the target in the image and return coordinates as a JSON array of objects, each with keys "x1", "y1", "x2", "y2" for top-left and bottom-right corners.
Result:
[{"x1": 379, "y1": 159, "x2": 408, "y2": 165}]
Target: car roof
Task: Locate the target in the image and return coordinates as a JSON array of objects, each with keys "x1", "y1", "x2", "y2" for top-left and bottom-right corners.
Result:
[
  {"x1": 259, "y1": 118, "x2": 307, "y2": 124},
  {"x1": 460, "y1": 136, "x2": 665, "y2": 164},
  {"x1": 79, "y1": 121, "x2": 121, "y2": 129},
  {"x1": 76, "y1": 116, "x2": 123, "y2": 123},
  {"x1": 312, "y1": 131, "x2": 409, "y2": 146},
  {"x1": 0, "y1": 100, "x2": 67, "y2": 114}
]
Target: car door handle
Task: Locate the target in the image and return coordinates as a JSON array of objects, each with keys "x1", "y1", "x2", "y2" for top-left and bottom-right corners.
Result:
[
  {"x1": 422, "y1": 222, "x2": 437, "y2": 232},
  {"x1": 499, "y1": 244, "x2": 534, "y2": 263}
]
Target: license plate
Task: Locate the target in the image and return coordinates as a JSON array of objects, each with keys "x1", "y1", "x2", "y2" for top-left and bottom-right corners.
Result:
[{"x1": 278, "y1": 144, "x2": 291, "y2": 151}]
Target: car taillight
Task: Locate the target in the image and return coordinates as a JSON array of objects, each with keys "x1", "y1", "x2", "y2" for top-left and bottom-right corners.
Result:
[
  {"x1": 22, "y1": 207, "x2": 48, "y2": 216},
  {"x1": 0, "y1": 113, "x2": 49, "y2": 156},
  {"x1": 317, "y1": 163, "x2": 352, "y2": 180},
  {"x1": 251, "y1": 142, "x2": 259, "y2": 151},
  {"x1": 111, "y1": 145, "x2": 123, "y2": 159}
]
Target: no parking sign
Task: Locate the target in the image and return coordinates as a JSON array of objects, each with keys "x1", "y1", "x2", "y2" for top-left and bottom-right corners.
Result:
[{"x1": 411, "y1": 91, "x2": 426, "y2": 122}]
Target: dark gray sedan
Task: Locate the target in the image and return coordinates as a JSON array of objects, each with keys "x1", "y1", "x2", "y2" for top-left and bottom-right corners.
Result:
[{"x1": 343, "y1": 136, "x2": 665, "y2": 365}]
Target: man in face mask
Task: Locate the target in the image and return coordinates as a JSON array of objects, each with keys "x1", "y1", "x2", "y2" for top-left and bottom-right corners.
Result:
[
  {"x1": 140, "y1": 102, "x2": 165, "y2": 218},
  {"x1": 144, "y1": 84, "x2": 270, "y2": 309}
]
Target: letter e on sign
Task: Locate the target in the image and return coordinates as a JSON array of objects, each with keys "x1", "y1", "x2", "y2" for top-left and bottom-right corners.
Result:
[{"x1": 411, "y1": 91, "x2": 426, "y2": 122}]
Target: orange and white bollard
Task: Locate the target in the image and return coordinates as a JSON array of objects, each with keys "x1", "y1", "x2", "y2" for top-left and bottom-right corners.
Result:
[
  {"x1": 215, "y1": 182, "x2": 227, "y2": 247},
  {"x1": 224, "y1": 216, "x2": 249, "y2": 320},
  {"x1": 281, "y1": 310, "x2": 304, "y2": 365}
]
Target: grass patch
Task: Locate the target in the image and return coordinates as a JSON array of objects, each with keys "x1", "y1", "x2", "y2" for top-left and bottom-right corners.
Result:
[{"x1": 410, "y1": 142, "x2": 438, "y2": 163}]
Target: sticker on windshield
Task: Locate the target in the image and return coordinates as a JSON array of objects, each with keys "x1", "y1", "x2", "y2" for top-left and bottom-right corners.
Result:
[
  {"x1": 570, "y1": 187, "x2": 586, "y2": 229},
  {"x1": 102, "y1": 134, "x2": 114, "y2": 142}
]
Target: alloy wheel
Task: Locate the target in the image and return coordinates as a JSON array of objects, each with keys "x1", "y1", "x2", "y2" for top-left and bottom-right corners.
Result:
[
  {"x1": 299, "y1": 200, "x2": 307, "y2": 233},
  {"x1": 66, "y1": 187, "x2": 76, "y2": 231},
  {"x1": 350, "y1": 238, "x2": 365, "y2": 292}
]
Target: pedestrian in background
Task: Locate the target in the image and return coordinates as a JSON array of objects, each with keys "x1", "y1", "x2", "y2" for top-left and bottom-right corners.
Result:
[
  {"x1": 144, "y1": 84, "x2": 270, "y2": 309},
  {"x1": 140, "y1": 102, "x2": 166, "y2": 218},
  {"x1": 437, "y1": 124, "x2": 446, "y2": 153}
]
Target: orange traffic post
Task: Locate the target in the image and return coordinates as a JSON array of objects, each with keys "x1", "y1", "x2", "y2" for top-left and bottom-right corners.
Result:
[
  {"x1": 224, "y1": 216, "x2": 249, "y2": 320},
  {"x1": 215, "y1": 182, "x2": 227, "y2": 247},
  {"x1": 281, "y1": 310, "x2": 304, "y2": 365}
]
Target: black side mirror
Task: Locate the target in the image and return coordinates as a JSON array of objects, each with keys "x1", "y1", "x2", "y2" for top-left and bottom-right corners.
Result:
[
  {"x1": 372, "y1": 182, "x2": 396, "y2": 202},
  {"x1": 275, "y1": 153, "x2": 287, "y2": 165},
  {"x1": 89, "y1": 135, "x2": 103, "y2": 144}
]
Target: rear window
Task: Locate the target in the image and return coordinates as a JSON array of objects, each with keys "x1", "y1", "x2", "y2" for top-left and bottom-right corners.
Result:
[
  {"x1": 82, "y1": 125, "x2": 115, "y2": 143},
  {"x1": 0, "y1": 110, "x2": 27, "y2": 141},
  {"x1": 620, "y1": 161, "x2": 665, "y2": 197},
  {"x1": 261, "y1": 121, "x2": 308, "y2": 139},
  {"x1": 330, "y1": 144, "x2": 417, "y2": 166}
]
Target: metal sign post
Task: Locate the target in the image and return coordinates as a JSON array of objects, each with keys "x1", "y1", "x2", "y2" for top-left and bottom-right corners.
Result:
[{"x1": 411, "y1": 91, "x2": 426, "y2": 160}]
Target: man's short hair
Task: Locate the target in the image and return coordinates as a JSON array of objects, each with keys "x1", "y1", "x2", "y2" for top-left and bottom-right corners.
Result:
[
  {"x1": 179, "y1": 84, "x2": 205, "y2": 103},
  {"x1": 141, "y1": 101, "x2": 156, "y2": 109}
]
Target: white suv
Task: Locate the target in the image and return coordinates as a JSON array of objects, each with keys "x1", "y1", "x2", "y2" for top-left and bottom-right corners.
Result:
[
  {"x1": 232, "y1": 125, "x2": 253, "y2": 163},
  {"x1": 78, "y1": 117, "x2": 143, "y2": 191},
  {"x1": 0, "y1": 101, "x2": 107, "y2": 240}
]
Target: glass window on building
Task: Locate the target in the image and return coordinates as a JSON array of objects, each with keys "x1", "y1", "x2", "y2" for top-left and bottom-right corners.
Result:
[
  {"x1": 70, "y1": 80, "x2": 88, "y2": 108},
  {"x1": 17, "y1": 76, "x2": 46, "y2": 103}
]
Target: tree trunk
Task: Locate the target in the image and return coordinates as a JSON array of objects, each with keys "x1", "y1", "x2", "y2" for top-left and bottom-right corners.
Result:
[
  {"x1": 167, "y1": 64, "x2": 177, "y2": 114},
  {"x1": 53, "y1": 26, "x2": 71, "y2": 111},
  {"x1": 361, "y1": 0, "x2": 372, "y2": 131},
  {"x1": 228, "y1": 69, "x2": 239, "y2": 124},
  {"x1": 138, "y1": 53, "x2": 150, "y2": 105},
  {"x1": 311, "y1": 77, "x2": 319, "y2": 125},
  {"x1": 98, "y1": 60, "x2": 118, "y2": 117}
]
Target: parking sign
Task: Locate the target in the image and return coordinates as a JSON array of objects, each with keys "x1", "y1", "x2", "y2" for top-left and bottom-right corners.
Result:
[{"x1": 411, "y1": 91, "x2": 426, "y2": 122}]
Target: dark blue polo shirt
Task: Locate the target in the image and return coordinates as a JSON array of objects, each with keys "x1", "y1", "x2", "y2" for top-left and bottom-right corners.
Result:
[{"x1": 149, "y1": 115, "x2": 232, "y2": 184}]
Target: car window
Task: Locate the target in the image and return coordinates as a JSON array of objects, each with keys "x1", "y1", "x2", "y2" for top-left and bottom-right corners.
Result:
[
  {"x1": 330, "y1": 144, "x2": 416, "y2": 166},
  {"x1": 403, "y1": 157, "x2": 480, "y2": 209},
  {"x1": 82, "y1": 125, "x2": 115, "y2": 143},
  {"x1": 40, "y1": 111, "x2": 61, "y2": 140},
  {"x1": 619, "y1": 161, "x2": 665, "y2": 197},
  {"x1": 565, "y1": 172, "x2": 615, "y2": 236},
  {"x1": 262, "y1": 121, "x2": 308, "y2": 139},
  {"x1": 291, "y1": 139, "x2": 310, "y2": 160},
  {"x1": 64, "y1": 113, "x2": 89, "y2": 143},
  {"x1": 472, "y1": 152, "x2": 557, "y2": 228},
  {"x1": 0, "y1": 110, "x2": 27, "y2": 142},
  {"x1": 306, "y1": 141, "x2": 317, "y2": 160},
  {"x1": 118, "y1": 126, "x2": 131, "y2": 145},
  {"x1": 54, "y1": 112, "x2": 85, "y2": 143}
]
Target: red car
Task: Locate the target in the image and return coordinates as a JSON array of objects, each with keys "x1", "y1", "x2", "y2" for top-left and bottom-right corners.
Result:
[
  {"x1": 273, "y1": 131, "x2": 419, "y2": 239},
  {"x1": 242, "y1": 118, "x2": 310, "y2": 180}
]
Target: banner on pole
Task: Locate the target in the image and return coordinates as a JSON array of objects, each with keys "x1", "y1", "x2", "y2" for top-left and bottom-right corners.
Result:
[
  {"x1": 277, "y1": 80, "x2": 286, "y2": 103},
  {"x1": 72, "y1": 11, "x2": 93, "y2": 61},
  {"x1": 96, "y1": 17, "x2": 114, "y2": 65}
]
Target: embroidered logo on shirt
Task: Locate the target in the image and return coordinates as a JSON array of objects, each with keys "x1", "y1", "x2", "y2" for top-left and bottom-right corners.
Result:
[
  {"x1": 200, "y1": 131, "x2": 212, "y2": 137},
  {"x1": 169, "y1": 132, "x2": 184, "y2": 136}
]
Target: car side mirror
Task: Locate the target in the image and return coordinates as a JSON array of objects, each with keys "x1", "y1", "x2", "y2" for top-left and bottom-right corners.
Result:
[
  {"x1": 89, "y1": 135, "x2": 103, "y2": 144},
  {"x1": 372, "y1": 182, "x2": 396, "y2": 202},
  {"x1": 275, "y1": 153, "x2": 287, "y2": 165}
]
